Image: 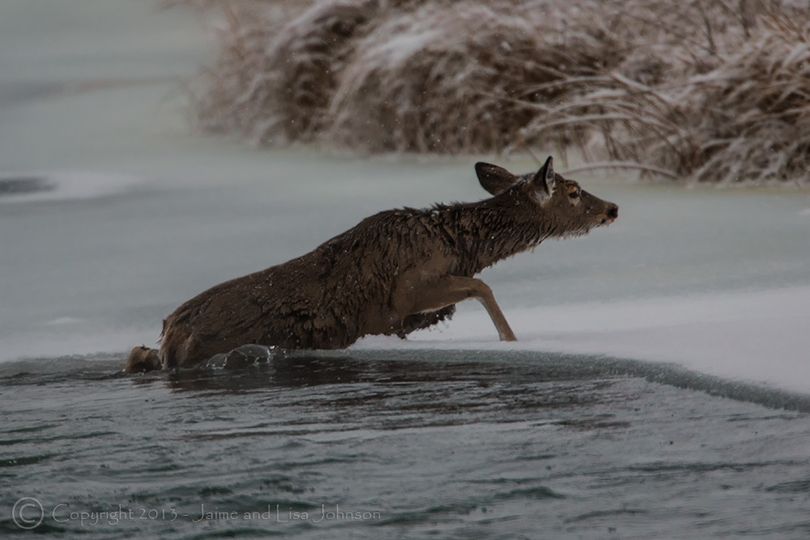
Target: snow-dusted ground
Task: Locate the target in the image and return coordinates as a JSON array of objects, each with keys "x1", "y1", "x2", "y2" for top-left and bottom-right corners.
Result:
[
  {"x1": 358, "y1": 287, "x2": 810, "y2": 394},
  {"x1": 1, "y1": 0, "x2": 809, "y2": 394}
]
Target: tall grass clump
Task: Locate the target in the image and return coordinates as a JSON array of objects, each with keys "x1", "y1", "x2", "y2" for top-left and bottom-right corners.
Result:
[
  {"x1": 325, "y1": 1, "x2": 625, "y2": 153},
  {"x1": 194, "y1": 1, "x2": 372, "y2": 143},
  {"x1": 187, "y1": 0, "x2": 810, "y2": 183},
  {"x1": 524, "y1": 8, "x2": 810, "y2": 183}
]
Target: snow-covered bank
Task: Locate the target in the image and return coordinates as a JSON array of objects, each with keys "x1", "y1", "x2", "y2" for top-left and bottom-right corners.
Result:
[{"x1": 356, "y1": 286, "x2": 810, "y2": 394}]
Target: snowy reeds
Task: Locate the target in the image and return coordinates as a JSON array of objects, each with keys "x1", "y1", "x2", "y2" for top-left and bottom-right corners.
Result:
[{"x1": 187, "y1": 0, "x2": 810, "y2": 183}]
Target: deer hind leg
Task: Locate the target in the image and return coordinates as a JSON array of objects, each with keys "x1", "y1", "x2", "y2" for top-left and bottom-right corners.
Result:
[
  {"x1": 125, "y1": 345, "x2": 161, "y2": 373},
  {"x1": 409, "y1": 276, "x2": 517, "y2": 342}
]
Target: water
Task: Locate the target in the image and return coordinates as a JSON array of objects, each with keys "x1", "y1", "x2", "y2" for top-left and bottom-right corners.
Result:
[
  {"x1": 2, "y1": 1, "x2": 810, "y2": 538},
  {"x1": 3, "y1": 352, "x2": 810, "y2": 539}
]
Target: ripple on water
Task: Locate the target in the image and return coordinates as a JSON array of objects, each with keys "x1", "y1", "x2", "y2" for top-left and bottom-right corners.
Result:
[
  {"x1": 764, "y1": 479, "x2": 810, "y2": 493},
  {"x1": 0, "y1": 454, "x2": 56, "y2": 467}
]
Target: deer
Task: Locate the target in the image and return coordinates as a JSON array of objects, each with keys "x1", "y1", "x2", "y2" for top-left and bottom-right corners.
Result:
[{"x1": 124, "y1": 157, "x2": 618, "y2": 373}]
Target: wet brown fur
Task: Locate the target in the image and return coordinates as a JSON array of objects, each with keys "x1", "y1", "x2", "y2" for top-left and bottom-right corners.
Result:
[
  {"x1": 124, "y1": 345, "x2": 161, "y2": 373},
  {"x1": 126, "y1": 158, "x2": 617, "y2": 372}
]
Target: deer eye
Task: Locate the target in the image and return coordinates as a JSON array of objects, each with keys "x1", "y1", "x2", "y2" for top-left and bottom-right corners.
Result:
[{"x1": 568, "y1": 190, "x2": 581, "y2": 199}]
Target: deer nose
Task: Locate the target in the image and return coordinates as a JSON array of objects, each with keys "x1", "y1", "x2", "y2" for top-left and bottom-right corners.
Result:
[{"x1": 606, "y1": 204, "x2": 618, "y2": 220}]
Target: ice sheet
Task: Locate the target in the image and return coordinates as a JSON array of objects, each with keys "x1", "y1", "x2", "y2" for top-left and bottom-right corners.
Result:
[{"x1": 356, "y1": 286, "x2": 810, "y2": 394}]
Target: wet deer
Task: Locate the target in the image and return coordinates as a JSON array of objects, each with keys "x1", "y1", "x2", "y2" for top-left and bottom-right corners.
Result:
[{"x1": 125, "y1": 157, "x2": 618, "y2": 372}]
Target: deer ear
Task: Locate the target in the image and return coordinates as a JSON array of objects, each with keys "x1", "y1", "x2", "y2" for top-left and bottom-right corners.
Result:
[
  {"x1": 532, "y1": 156, "x2": 556, "y2": 199},
  {"x1": 475, "y1": 162, "x2": 517, "y2": 196}
]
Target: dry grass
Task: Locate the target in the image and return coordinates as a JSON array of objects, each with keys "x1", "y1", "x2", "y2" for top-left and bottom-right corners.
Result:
[
  {"x1": 327, "y1": 1, "x2": 634, "y2": 153},
  {"x1": 522, "y1": 5, "x2": 810, "y2": 183},
  {"x1": 184, "y1": 0, "x2": 810, "y2": 183}
]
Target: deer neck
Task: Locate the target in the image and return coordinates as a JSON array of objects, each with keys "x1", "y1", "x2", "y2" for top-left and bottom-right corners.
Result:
[{"x1": 447, "y1": 198, "x2": 549, "y2": 275}]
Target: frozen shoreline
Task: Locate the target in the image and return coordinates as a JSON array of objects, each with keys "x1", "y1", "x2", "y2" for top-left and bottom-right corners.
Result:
[{"x1": 357, "y1": 285, "x2": 810, "y2": 394}]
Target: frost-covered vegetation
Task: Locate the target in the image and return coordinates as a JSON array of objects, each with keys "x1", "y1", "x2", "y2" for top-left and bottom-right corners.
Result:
[{"x1": 187, "y1": 0, "x2": 810, "y2": 183}]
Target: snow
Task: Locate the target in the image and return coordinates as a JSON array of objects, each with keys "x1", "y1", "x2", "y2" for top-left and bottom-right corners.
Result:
[{"x1": 356, "y1": 286, "x2": 810, "y2": 394}]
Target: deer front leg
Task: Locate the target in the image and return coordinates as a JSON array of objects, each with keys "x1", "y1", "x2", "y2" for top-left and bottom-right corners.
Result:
[{"x1": 408, "y1": 276, "x2": 517, "y2": 341}]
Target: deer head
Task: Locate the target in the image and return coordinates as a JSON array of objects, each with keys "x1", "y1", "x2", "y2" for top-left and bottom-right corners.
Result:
[{"x1": 474, "y1": 157, "x2": 618, "y2": 238}]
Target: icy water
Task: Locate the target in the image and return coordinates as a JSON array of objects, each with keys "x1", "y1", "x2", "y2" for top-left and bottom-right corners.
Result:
[
  {"x1": 3, "y1": 1, "x2": 810, "y2": 538},
  {"x1": 4, "y1": 352, "x2": 810, "y2": 539}
]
